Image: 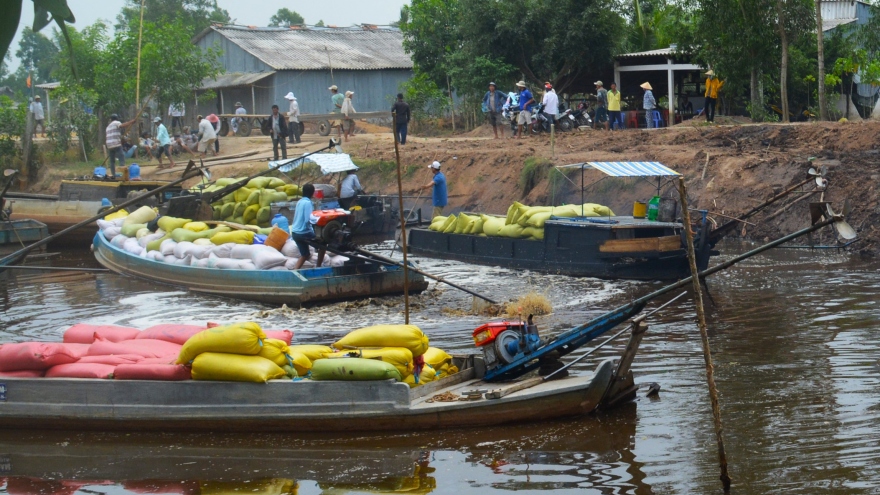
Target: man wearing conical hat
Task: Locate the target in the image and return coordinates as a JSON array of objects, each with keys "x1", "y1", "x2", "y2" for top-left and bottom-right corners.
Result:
[{"x1": 704, "y1": 70, "x2": 725, "y2": 123}]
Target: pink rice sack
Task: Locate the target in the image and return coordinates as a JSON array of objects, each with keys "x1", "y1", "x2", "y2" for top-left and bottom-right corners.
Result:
[
  {"x1": 63, "y1": 324, "x2": 141, "y2": 344},
  {"x1": 0, "y1": 342, "x2": 83, "y2": 371},
  {"x1": 45, "y1": 363, "x2": 116, "y2": 379},
  {"x1": 135, "y1": 324, "x2": 206, "y2": 345},
  {"x1": 78, "y1": 354, "x2": 144, "y2": 366},
  {"x1": 114, "y1": 363, "x2": 192, "y2": 381},
  {"x1": 0, "y1": 369, "x2": 45, "y2": 378},
  {"x1": 86, "y1": 338, "x2": 182, "y2": 359}
]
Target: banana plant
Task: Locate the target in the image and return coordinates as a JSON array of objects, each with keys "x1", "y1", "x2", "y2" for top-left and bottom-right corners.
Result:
[{"x1": 1, "y1": 0, "x2": 77, "y2": 78}]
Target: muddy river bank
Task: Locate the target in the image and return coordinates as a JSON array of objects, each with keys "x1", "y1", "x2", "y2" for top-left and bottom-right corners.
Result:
[{"x1": 1, "y1": 242, "x2": 879, "y2": 494}]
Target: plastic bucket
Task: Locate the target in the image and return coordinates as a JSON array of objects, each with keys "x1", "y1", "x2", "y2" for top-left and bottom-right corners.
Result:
[
  {"x1": 264, "y1": 226, "x2": 290, "y2": 251},
  {"x1": 633, "y1": 201, "x2": 647, "y2": 218}
]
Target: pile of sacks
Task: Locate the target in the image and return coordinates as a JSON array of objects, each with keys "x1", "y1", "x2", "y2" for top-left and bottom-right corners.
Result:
[
  {"x1": 192, "y1": 176, "x2": 300, "y2": 227},
  {"x1": 428, "y1": 201, "x2": 615, "y2": 241},
  {"x1": 0, "y1": 322, "x2": 457, "y2": 386},
  {"x1": 0, "y1": 322, "x2": 293, "y2": 381},
  {"x1": 99, "y1": 205, "x2": 348, "y2": 270}
]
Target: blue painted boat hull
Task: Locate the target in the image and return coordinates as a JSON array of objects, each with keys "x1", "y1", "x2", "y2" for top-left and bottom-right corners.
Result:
[{"x1": 93, "y1": 232, "x2": 428, "y2": 306}]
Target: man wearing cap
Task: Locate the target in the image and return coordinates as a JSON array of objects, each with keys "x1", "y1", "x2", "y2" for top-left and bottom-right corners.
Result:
[
  {"x1": 515, "y1": 81, "x2": 535, "y2": 139},
  {"x1": 196, "y1": 114, "x2": 217, "y2": 158},
  {"x1": 153, "y1": 116, "x2": 175, "y2": 169},
  {"x1": 419, "y1": 161, "x2": 447, "y2": 219},
  {"x1": 269, "y1": 104, "x2": 289, "y2": 161},
  {"x1": 704, "y1": 70, "x2": 724, "y2": 123},
  {"x1": 391, "y1": 93, "x2": 410, "y2": 144},
  {"x1": 168, "y1": 102, "x2": 185, "y2": 133},
  {"x1": 285, "y1": 92, "x2": 301, "y2": 144},
  {"x1": 542, "y1": 82, "x2": 559, "y2": 129},
  {"x1": 482, "y1": 82, "x2": 506, "y2": 139},
  {"x1": 341, "y1": 91, "x2": 356, "y2": 142},
  {"x1": 641, "y1": 82, "x2": 657, "y2": 128},
  {"x1": 29, "y1": 95, "x2": 45, "y2": 137},
  {"x1": 231, "y1": 102, "x2": 247, "y2": 135},
  {"x1": 329, "y1": 85, "x2": 344, "y2": 139},
  {"x1": 594, "y1": 81, "x2": 609, "y2": 130},
  {"x1": 104, "y1": 114, "x2": 137, "y2": 178}
]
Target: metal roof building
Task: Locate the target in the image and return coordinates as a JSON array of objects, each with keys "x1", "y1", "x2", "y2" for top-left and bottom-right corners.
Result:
[{"x1": 191, "y1": 24, "x2": 413, "y2": 120}]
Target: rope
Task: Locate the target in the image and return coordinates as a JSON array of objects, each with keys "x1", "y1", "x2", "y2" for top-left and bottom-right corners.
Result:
[
  {"x1": 388, "y1": 187, "x2": 424, "y2": 257},
  {"x1": 425, "y1": 391, "x2": 460, "y2": 403}
]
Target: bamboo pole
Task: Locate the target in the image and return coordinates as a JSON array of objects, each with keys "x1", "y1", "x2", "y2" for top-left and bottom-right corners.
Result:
[
  {"x1": 392, "y1": 110, "x2": 410, "y2": 324},
  {"x1": 678, "y1": 177, "x2": 732, "y2": 491},
  {"x1": 135, "y1": 0, "x2": 145, "y2": 109}
]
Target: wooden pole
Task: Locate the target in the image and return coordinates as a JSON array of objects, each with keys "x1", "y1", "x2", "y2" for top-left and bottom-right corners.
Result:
[
  {"x1": 678, "y1": 177, "x2": 732, "y2": 491},
  {"x1": 447, "y1": 75, "x2": 455, "y2": 133},
  {"x1": 392, "y1": 110, "x2": 410, "y2": 324}
]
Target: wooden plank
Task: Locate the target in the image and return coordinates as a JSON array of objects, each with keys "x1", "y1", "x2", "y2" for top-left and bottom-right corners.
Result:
[
  {"x1": 599, "y1": 235, "x2": 680, "y2": 253},
  {"x1": 201, "y1": 150, "x2": 259, "y2": 162},
  {"x1": 484, "y1": 376, "x2": 544, "y2": 400}
]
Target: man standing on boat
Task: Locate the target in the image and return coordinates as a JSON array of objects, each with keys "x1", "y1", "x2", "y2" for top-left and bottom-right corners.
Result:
[
  {"x1": 418, "y1": 161, "x2": 447, "y2": 219},
  {"x1": 291, "y1": 184, "x2": 327, "y2": 270},
  {"x1": 339, "y1": 169, "x2": 364, "y2": 210},
  {"x1": 105, "y1": 113, "x2": 137, "y2": 178}
]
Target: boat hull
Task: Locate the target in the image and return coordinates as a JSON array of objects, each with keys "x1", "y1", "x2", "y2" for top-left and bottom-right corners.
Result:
[
  {"x1": 8, "y1": 199, "x2": 101, "y2": 244},
  {"x1": 0, "y1": 373, "x2": 596, "y2": 433},
  {"x1": 408, "y1": 218, "x2": 697, "y2": 280},
  {"x1": 93, "y1": 232, "x2": 428, "y2": 306}
]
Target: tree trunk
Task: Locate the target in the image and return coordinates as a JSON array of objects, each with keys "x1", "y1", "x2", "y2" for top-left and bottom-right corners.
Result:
[
  {"x1": 816, "y1": 0, "x2": 828, "y2": 120},
  {"x1": 777, "y1": 0, "x2": 790, "y2": 123},
  {"x1": 750, "y1": 68, "x2": 760, "y2": 122}
]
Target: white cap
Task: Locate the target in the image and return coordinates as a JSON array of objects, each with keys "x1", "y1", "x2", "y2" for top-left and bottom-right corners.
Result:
[
  {"x1": 429, "y1": 161, "x2": 441, "y2": 170},
  {"x1": 328, "y1": 85, "x2": 338, "y2": 90},
  {"x1": 284, "y1": 92, "x2": 296, "y2": 100},
  {"x1": 153, "y1": 116, "x2": 162, "y2": 123}
]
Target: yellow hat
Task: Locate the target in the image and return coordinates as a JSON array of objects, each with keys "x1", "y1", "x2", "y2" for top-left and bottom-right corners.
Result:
[{"x1": 640, "y1": 82, "x2": 653, "y2": 90}]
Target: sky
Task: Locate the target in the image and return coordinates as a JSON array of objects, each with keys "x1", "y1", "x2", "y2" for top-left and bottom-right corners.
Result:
[{"x1": 9, "y1": 0, "x2": 407, "y2": 72}]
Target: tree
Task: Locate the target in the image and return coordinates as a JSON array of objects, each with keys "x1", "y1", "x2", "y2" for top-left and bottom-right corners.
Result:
[
  {"x1": 269, "y1": 8, "x2": 304, "y2": 26},
  {"x1": 315, "y1": 20, "x2": 325, "y2": 27},
  {"x1": 815, "y1": 0, "x2": 828, "y2": 120},
  {"x1": 773, "y1": 0, "x2": 814, "y2": 122},
  {"x1": 399, "y1": 0, "x2": 459, "y2": 90},
  {"x1": 53, "y1": 21, "x2": 109, "y2": 93},
  {"x1": 116, "y1": 0, "x2": 230, "y2": 36},
  {"x1": 14, "y1": 27, "x2": 58, "y2": 85}
]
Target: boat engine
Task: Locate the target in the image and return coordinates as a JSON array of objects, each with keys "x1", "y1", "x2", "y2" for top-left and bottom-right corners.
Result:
[
  {"x1": 311, "y1": 209, "x2": 358, "y2": 250},
  {"x1": 472, "y1": 316, "x2": 541, "y2": 370}
]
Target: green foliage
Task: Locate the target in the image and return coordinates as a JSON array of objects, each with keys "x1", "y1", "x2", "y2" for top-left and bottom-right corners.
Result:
[
  {"x1": 399, "y1": 72, "x2": 449, "y2": 131},
  {"x1": 269, "y1": 8, "x2": 305, "y2": 27},
  {"x1": 0, "y1": 0, "x2": 75, "y2": 68},
  {"x1": 47, "y1": 85, "x2": 98, "y2": 155},
  {"x1": 518, "y1": 157, "x2": 551, "y2": 197},
  {"x1": 399, "y1": 0, "x2": 459, "y2": 90},
  {"x1": 0, "y1": 96, "x2": 25, "y2": 168},
  {"x1": 116, "y1": 0, "x2": 230, "y2": 36},
  {"x1": 15, "y1": 27, "x2": 58, "y2": 84},
  {"x1": 53, "y1": 21, "x2": 108, "y2": 94}
]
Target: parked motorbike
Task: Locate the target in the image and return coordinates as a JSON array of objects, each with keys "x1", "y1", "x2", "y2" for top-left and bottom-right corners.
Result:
[
  {"x1": 572, "y1": 101, "x2": 593, "y2": 127},
  {"x1": 557, "y1": 104, "x2": 575, "y2": 132}
]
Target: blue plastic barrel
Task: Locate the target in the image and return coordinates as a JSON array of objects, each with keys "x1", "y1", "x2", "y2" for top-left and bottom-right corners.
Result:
[{"x1": 271, "y1": 214, "x2": 290, "y2": 233}]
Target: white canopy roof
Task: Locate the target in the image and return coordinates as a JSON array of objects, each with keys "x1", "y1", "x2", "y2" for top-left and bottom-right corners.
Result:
[
  {"x1": 269, "y1": 153, "x2": 359, "y2": 174},
  {"x1": 558, "y1": 161, "x2": 680, "y2": 177}
]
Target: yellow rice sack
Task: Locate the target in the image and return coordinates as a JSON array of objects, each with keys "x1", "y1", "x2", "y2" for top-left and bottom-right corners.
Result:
[
  {"x1": 157, "y1": 216, "x2": 191, "y2": 233},
  {"x1": 233, "y1": 187, "x2": 253, "y2": 203},
  {"x1": 242, "y1": 204, "x2": 260, "y2": 224},
  {"x1": 135, "y1": 227, "x2": 150, "y2": 239},
  {"x1": 282, "y1": 184, "x2": 300, "y2": 197},
  {"x1": 212, "y1": 206, "x2": 222, "y2": 220},
  {"x1": 333, "y1": 324, "x2": 429, "y2": 357},
  {"x1": 287, "y1": 351, "x2": 312, "y2": 376},
  {"x1": 176, "y1": 322, "x2": 267, "y2": 364},
  {"x1": 200, "y1": 478, "x2": 297, "y2": 495},
  {"x1": 330, "y1": 347, "x2": 414, "y2": 377},
  {"x1": 454, "y1": 213, "x2": 474, "y2": 234},
  {"x1": 183, "y1": 221, "x2": 209, "y2": 232},
  {"x1": 122, "y1": 205, "x2": 157, "y2": 226},
  {"x1": 260, "y1": 191, "x2": 288, "y2": 208},
  {"x1": 429, "y1": 215, "x2": 447, "y2": 231},
  {"x1": 522, "y1": 226, "x2": 544, "y2": 240},
  {"x1": 505, "y1": 202, "x2": 523, "y2": 225},
  {"x1": 210, "y1": 230, "x2": 255, "y2": 245},
  {"x1": 191, "y1": 352, "x2": 285, "y2": 383},
  {"x1": 233, "y1": 202, "x2": 247, "y2": 218},
  {"x1": 146, "y1": 233, "x2": 171, "y2": 252},
  {"x1": 517, "y1": 206, "x2": 553, "y2": 227},
  {"x1": 465, "y1": 216, "x2": 484, "y2": 235},
  {"x1": 171, "y1": 226, "x2": 230, "y2": 243},
  {"x1": 403, "y1": 364, "x2": 438, "y2": 388},
  {"x1": 441, "y1": 214, "x2": 457, "y2": 234},
  {"x1": 498, "y1": 223, "x2": 525, "y2": 238},
  {"x1": 245, "y1": 189, "x2": 261, "y2": 206},
  {"x1": 256, "y1": 206, "x2": 272, "y2": 225},
  {"x1": 266, "y1": 177, "x2": 286, "y2": 189},
  {"x1": 422, "y1": 347, "x2": 452, "y2": 369},
  {"x1": 246, "y1": 177, "x2": 272, "y2": 189},
  {"x1": 220, "y1": 203, "x2": 234, "y2": 218},
  {"x1": 481, "y1": 215, "x2": 505, "y2": 236},
  {"x1": 104, "y1": 209, "x2": 129, "y2": 221},
  {"x1": 257, "y1": 338, "x2": 292, "y2": 367},
  {"x1": 526, "y1": 211, "x2": 554, "y2": 228},
  {"x1": 121, "y1": 222, "x2": 146, "y2": 237},
  {"x1": 288, "y1": 344, "x2": 333, "y2": 362}
]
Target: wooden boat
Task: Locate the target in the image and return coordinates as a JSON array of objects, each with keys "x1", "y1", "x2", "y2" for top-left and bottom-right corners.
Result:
[
  {"x1": 6, "y1": 179, "x2": 182, "y2": 244},
  {"x1": 0, "y1": 219, "x2": 48, "y2": 250},
  {"x1": 92, "y1": 231, "x2": 429, "y2": 306}
]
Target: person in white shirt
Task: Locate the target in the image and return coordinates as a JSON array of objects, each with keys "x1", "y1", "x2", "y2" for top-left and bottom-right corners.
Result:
[
  {"x1": 542, "y1": 83, "x2": 559, "y2": 125},
  {"x1": 30, "y1": 96, "x2": 45, "y2": 137},
  {"x1": 231, "y1": 102, "x2": 247, "y2": 134},
  {"x1": 338, "y1": 170, "x2": 364, "y2": 209},
  {"x1": 285, "y1": 92, "x2": 301, "y2": 144},
  {"x1": 196, "y1": 115, "x2": 217, "y2": 157},
  {"x1": 168, "y1": 103, "x2": 185, "y2": 133}
]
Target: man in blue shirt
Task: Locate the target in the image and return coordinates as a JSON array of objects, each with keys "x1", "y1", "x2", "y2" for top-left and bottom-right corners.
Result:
[
  {"x1": 419, "y1": 161, "x2": 447, "y2": 218},
  {"x1": 153, "y1": 116, "x2": 175, "y2": 169},
  {"x1": 291, "y1": 184, "x2": 327, "y2": 270},
  {"x1": 515, "y1": 81, "x2": 535, "y2": 139}
]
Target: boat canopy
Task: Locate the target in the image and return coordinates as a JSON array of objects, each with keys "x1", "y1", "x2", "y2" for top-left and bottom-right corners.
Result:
[
  {"x1": 269, "y1": 153, "x2": 359, "y2": 174},
  {"x1": 558, "y1": 161, "x2": 679, "y2": 177}
]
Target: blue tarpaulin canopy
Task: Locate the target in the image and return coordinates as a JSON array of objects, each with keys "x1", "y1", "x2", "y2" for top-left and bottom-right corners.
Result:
[{"x1": 558, "y1": 161, "x2": 680, "y2": 177}]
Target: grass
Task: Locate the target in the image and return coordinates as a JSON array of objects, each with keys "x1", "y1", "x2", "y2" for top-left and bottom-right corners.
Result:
[
  {"x1": 518, "y1": 156, "x2": 552, "y2": 196},
  {"x1": 504, "y1": 291, "x2": 552, "y2": 318}
]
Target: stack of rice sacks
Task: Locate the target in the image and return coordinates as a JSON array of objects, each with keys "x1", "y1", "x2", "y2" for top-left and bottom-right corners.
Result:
[
  {"x1": 192, "y1": 176, "x2": 299, "y2": 227},
  {"x1": 99, "y1": 205, "x2": 349, "y2": 270},
  {"x1": 428, "y1": 201, "x2": 615, "y2": 241}
]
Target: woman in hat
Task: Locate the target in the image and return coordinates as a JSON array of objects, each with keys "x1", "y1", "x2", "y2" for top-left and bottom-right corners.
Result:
[
  {"x1": 341, "y1": 91, "x2": 356, "y2": 142},
  {"x1": 641, "y1": 82, "x2": 656, "y2": 128},
  {"x1": 704, "y1": 70, "x2": 724, "y2": 123},
  {"x1": 285, "y1": 92, "x2": 301, "y2": 144}
]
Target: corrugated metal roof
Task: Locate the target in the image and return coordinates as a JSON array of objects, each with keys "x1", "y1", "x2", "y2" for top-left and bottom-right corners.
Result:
[
  {"x1": 616, "y1": 47, "x2": 680, "y2": 59},
  {"x1": 201, "y1": 71, "x2": 275, "y2": 89},
  {"x1": 822, "y1": 18, "x2": 857, "y2": 31},
  {"x1": 559, "y1": 162, "x2": 680, "y2": 177},
  {"x1": 35, "y1": 82, "x2": 61, "y2": 89},
  {"x1": 201, "y1": 25, "x2": 413, "y2": 71}
]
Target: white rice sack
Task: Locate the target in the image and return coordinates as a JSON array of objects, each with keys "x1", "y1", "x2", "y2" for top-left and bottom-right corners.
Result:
[
  {"x1": 230, "y1": 244, "x2": 260, "y2": 260},
  {"x1": 173, "y1": 241, "x2": 195, "y2": 259},
  {"x1": 184, "y1": 244, "x2": 212, "y2": 259},
  {"x1": 280, "y1": 240, "x2": 300, "y2": 258},
  {"x1": 110, "y1": 234, "x2": 129, "y2": 248},
  {"x1": 139, "y1": 249, "x2": 148, "y2": 258},
  {"x1": 147, "y1": 251, "x2": 164, "y2": 262},
  {"x1": 251, "y1": 246, "x2": 287, "y2": 270},
  {"x1": 104, "y1": 226, "x2": 122, "y2": 240},
  {"x1": 193, "y1": 238, "x2": 213, "y2": 246},
  {"x1": 330, "y1": 255, "x2": 349, "y2": 267},
  {"x1": 97, "y1": 219, "x2": 115, "y2": 230},
  {"x1": 268, "y1": 266, "x2": 287, "y2": 271},
  {"x1": 284, "y1": 257, "x2": 299, "y2": 270},
  {"x1": 164, "y1": 255, "x2": 178, "y2": 264},
  {"x1": 173, "y1": 255, "x2": 193, "y2": 266},
  {"x1": 240, "y1": 260, "x2": 256, "y2": 270},
  {"x1": 123, "y1": 238, "x2": 142, "y2": 254},
  {"x1": 135, "y1": 228, "x2": 150, "y2": 239},
  {"x1": 110, "y1": 217, "x2": 125, "y2": 227},
  {"x1": 212, "y1": 243, "x2": 236, "y2": 258},
  {"x1": 193, "y1": 258, "x2": 210, "y2": 268},
  {"x1": 159, "y1": 239, "x2": 178, "y2": 256},
  {"x1": 213, "y1": 258, "x2": 252, "y2": 270},
  {"x1": 139, "y1": 231, "x2": 165, "y2": 248}
]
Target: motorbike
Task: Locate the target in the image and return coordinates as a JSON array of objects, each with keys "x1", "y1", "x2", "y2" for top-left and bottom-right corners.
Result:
[
  {"x1": 571, "y1": 101, "x2": 593, "y2": 128},
  {"x1": 557, "y1": 102, "x2": 575, "y2": 132}
]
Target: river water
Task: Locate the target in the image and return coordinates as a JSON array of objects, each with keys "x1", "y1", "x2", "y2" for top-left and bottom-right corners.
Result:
[{"x1": 1, "y1": 242, "x2": 878, "y2": 494}]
